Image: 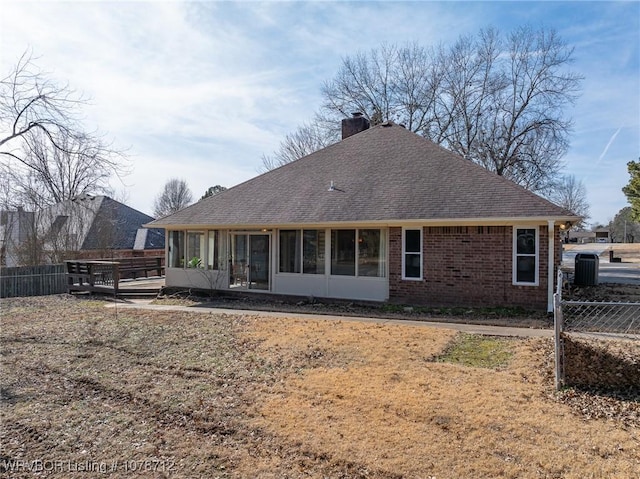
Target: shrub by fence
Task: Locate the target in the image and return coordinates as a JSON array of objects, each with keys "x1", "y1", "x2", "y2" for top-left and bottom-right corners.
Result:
[{"x1": 0, "y1": 264, "x2": 67, "y2": 298}]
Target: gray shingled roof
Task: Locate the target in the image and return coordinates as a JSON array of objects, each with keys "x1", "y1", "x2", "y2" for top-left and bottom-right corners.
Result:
[
  {"x1": 149, "y1": 122, "x2": 576, "y2": 228},
  {"x1": 83, "y1": 197, "x2": 165, "y2": 250}
]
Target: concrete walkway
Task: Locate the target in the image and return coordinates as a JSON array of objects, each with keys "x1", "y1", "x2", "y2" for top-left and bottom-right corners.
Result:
[{"x1": 106, "y1": 299, "x2": 554, "y2": 338}]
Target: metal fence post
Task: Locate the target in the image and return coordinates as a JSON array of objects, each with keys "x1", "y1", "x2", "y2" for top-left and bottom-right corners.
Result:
[
  {"x1": 553, "y1": 268, "x2": 565, "y2": 390},
  {"x1": 553, "y1": 268, "x2": 564, "y2": 391},
  {"x1": 553, "y1": 292, "x2": 564, "y2": 390}
]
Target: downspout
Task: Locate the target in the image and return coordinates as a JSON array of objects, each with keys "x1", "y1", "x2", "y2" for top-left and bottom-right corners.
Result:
[{"x1": 547, "y1": 220, "x2": 555, "y2": 313}]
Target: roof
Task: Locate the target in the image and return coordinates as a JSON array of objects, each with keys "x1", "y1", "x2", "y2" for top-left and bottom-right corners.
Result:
[
  {"x1": 149, "y1": 122, "x2": 577, "y2": 228},
  {"x1": 46, "y1": 195, "x2": 165, "y2": 250},
  {"x1": 82, "y1": 197, "x2": 164, "y2": 250}
]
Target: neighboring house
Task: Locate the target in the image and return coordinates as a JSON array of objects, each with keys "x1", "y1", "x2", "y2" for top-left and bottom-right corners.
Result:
[
  {"x1": 1, "y1": 195, "x2": 164, "y2": 266},
  {"x1": 148, "y1": 115, "x2": 578, "y2": 311},
  {"x1": 594, "y1": 228, "x2": 610, "y2": 243},
  {"x1": 567, "y1": 230, "x2": 595, "y2": 244},
  {"x1": 567, "y1": 229, "x2": 610, "y2": 244},
  {"x1": 0, "y1": 208, "x2": 36, "y2": 267}
]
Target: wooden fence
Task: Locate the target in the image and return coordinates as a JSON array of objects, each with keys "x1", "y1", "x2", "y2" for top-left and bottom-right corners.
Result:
[{"x1": 0, "y1": 264, "x2": 67, "y2": 298}]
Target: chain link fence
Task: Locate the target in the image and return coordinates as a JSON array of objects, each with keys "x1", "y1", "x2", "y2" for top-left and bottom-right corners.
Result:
[
  {"x1": 553, "y1": 269, "x2": 640, "y2": 390},
  {"x1": 561, "y1": 301, "x2": 640, "y2": 335}
]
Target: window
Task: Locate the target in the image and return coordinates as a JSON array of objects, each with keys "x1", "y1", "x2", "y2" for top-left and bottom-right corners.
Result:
[
  {"x1": 207, "y1": 230, "x2": 220, "y2": 270},
  {"x1": 513, "y1": 227, "x2": 538, "y2": 285},
  {"x1": 279, "y1": 230, "x2": 301, "y2": 273},
  {"x1": 358, "y1": 229, "x2": 385, "y2": 277},
  {"x1": 403, "y1": 228, "x2": 422, "y2": 280},
  {"x1": 303, "y1": 230, "x2": 325, "y2": 274},
  {"x1": 330, "y1": 228, "x2": 386, "y2": 277},
  {"x1": 331, "y1": 229, "x2": 356, "y2": 276},
  {"x1": 168, "y1": 231, "x2": 184, "y2": 268},
  {"x1": 279, "y1": 229, "x2": 326, "y2": 274},
  {"x1": 279, "y1": 228, "x2": 385, "y2": 277},
  {"x1": 186, "y1": 231, "x2": 205, "y2": 268}
]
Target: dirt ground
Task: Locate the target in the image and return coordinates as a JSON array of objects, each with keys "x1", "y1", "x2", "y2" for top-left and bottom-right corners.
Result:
[
  {"x1": 605, "y1": 244, "x2": 640, "y2": 263},
  {"x1": 567, "y1": 283, "x2": 640, "y2": 302},
  {"x1": 1, "y1": 296, "x2": 638, "y2": 478}
]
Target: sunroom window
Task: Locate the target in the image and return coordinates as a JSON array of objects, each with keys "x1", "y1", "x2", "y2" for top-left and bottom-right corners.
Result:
[
  {"x1": 207, "y1": 230, "x2": 220, "y2": 270},
  {"x1": 279, "y1": 229, "x2": 326, "y2": 274},
  {"x1": 168, "y1": 231, "x2": 184, "y2": 268},
  {"x1": 331, "y1": 229, "x2": 356, "y2": 276},
  {"x1": 279, "y1": 230, "x2": 301, "y2": 273},
  {"x1": 358, "y1": 229, "x2": 386, "y2": 277},
  {"x1": 331, "y1": 228, "x2": 386, "y2": 277},
  {"x1": 280, "y1": 228, "x2": 384, "y2": 277},
  {"x1": 303, "y1": 230, "x2": 325, "y2": 274},
  {"x1": 186, "y1": 231, "x2": 205, "y2": 268}
]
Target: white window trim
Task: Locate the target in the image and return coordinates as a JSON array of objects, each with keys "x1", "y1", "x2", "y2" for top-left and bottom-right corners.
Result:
[
  {"x1": 402, "y1": 227, "x2": 423, "y2": 281},
  {"x1": 512, "y1": 226, "x2": 539, "y2": 286}
]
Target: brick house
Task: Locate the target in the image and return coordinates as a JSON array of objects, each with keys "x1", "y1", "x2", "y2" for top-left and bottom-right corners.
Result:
[{"x1": 148, "y1": 115, "x2": 577, "y2": 311}]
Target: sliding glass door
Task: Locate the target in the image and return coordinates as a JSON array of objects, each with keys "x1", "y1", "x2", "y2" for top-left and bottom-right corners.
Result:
[{"x1": 230, "y1": 233, "x2": 270, "y2": 290}]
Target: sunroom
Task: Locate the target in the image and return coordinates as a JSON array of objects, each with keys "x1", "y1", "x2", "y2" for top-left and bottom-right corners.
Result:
[{"x1": 164, "y1": 226, "x2": 389, "y2": 302}]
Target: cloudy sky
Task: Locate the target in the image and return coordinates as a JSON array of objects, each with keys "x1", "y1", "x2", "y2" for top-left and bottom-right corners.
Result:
[{"x1": 1, "y1": 1, "x2": 638, "y2": 225}]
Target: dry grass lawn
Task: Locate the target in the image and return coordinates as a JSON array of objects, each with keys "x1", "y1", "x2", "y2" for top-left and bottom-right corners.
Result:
[{"x1": 1, "y1": 296, "x2": 638, "y2": 478}]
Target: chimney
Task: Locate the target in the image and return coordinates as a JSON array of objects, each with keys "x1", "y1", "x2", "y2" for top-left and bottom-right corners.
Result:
[{"x1": 341, "y1": 112, "x2": 370, "y2": 140}]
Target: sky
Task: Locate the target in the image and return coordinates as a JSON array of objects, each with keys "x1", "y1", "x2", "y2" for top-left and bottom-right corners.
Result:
[{"x1": 1, "y1": 1, "x2": 638, "y2": 226}]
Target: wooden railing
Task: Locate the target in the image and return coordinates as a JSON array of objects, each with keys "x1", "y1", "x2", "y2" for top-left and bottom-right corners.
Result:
[{"x1": 66, "y1": 257, "x2": 164, "y2": 294}]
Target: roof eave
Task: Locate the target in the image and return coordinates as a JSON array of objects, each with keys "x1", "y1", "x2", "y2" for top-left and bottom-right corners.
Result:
[{"x1": 144, "y1": 215, "x2": 580, "y2": 230}]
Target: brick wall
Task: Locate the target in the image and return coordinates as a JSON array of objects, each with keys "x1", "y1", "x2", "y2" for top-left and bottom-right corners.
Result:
[{"x1": 388, "y1": 226, "x2": 560, "y2": 310}]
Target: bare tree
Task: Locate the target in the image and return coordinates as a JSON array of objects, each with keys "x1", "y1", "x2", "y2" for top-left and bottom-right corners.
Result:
[
  {"x1": 153, "y1": 178, "x2": 193, "y2": 218},
  {"x1": 264, "y1": 27, "x2": 582, "y2": 194},
  {"x1": 2, "y1": 130, "x2": 124, "y2": 209},
  {"x1": 260, "y1": 121, "x2": 338, "y2": 172},
  {"x1": 547, "y1": 175, "x2": 590, "y2": 228},
  {"x1": 0, "y1": 51, "x2": 128, "y2": 265},
  {"x1": 456, "y1": 27, "x2": 581, "y2": 193},
  {"x1": 321, "y1": 42, "x2": 442, "y2": 134},
  {"x1": 0, "y1": 51, "x2": 127, "y2": 210}
]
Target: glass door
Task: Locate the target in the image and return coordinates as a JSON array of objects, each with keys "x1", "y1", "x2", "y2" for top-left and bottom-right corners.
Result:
[
  {"x1": 249, "y1": 234, "x2": 270, "y2": 290},
  {"x1": 230, "y1": 233, "x2": 270, "y2": 291},
  {"x1": 230, "y1": 234, "x2": 248, "y2": 288}
]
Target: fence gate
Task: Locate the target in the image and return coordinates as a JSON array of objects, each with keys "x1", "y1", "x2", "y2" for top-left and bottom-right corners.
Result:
[{"x1": 553, "y1": 269, "x2": 640, "y2": 390}]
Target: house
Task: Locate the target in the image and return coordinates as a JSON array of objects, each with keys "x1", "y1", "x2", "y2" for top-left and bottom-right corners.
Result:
[
  {"x1": 0, "y1": 207, "x2": 35, "y2": 267},
  {"x1": 567, "y1": 228, "x2": 610, "y2": 244},
  {"x1": 1, "y1": 195, "x2": 164, "y2": 266},
  {"x1": 147, "y1": 115, "x2": 578, "y2": 311},
  {"x1": 594, "y1": 228, "x2": 610, "y2": 243}
]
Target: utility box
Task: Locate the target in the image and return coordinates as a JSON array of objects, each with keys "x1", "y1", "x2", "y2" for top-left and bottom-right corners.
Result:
[{"x1": 574, "y1": 253, "x2": 599, "y2": 286}]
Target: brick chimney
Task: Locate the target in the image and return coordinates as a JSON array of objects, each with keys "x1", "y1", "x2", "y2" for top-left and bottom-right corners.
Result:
[{"x1": 341, "y1": 112, "x2": 370, "y2": 140}]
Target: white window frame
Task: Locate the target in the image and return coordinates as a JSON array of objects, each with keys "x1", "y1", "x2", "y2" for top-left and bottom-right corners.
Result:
[
  {"x1": 402, "y1": 227, "x2": 423, "y2": 281},
  {"x1": 512, "y1": 226, "x2": 539, "y2": 286}
]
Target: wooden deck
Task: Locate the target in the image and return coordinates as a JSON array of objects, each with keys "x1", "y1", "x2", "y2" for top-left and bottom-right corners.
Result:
[{"x1": 66, "y1": 259, "x2": 165, "y2": 297}]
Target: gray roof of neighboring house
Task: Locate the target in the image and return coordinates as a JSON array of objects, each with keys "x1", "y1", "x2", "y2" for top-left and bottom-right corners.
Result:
[
  {"x1": 46, "y1": 195, "x2": 165, "y2": 250},
  {"x1": 149, "y1": 122, "x2": 576, "y2": 228},
  {"x1": 82, "y1": 197, "x2": 165, "y2": 250}
]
